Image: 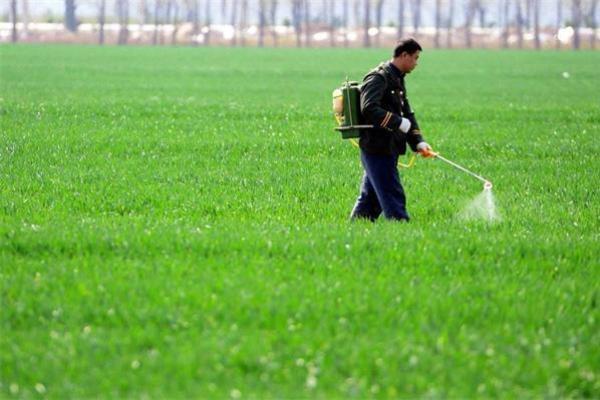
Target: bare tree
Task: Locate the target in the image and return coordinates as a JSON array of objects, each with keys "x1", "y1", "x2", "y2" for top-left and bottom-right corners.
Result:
[
  {"x1": 502, "y1": 0, "x2": 510, "y2": 48},
  {"x1": 410, "y1": 0, "x2": 422, "y2": 36},
  {"x1": 515, "y1": 0, "x2": 524, "y2": 48},
  {"x1": 230, "y1": 0, "x2": 238, "y2": 45},
  {"x1": 164, "y1": 0, "x2": 172, "y2": 44},
  {"x1": 354, "y1": 0, "x2": 361, "y2": 30},
  {"x1": 192, "y1": 0, "x2": 200, "y2": 45},
  {"x1": 258, "y1": 0, "x2": 266, "y2": 46},
  {"x1": 464, "y1": 0, "x2": 476, "y2": 47},
  {"x1": 240, "y1": 0, "x2": 248, "y2": 46},
  {"x1": 524, "y1": 0, "x2": 531, "y2": 28},
  {"x1": 10, "y1": 0, "x2": 17, "y2": 43},
  {"x1": 153, "y1": 0, "x2": 161, "y2": 45},
  {"x1": 137, "y1": 0, "x2": 148, "y2": 44},
  {"x1": 343, "y1": 0, "x2": 349, "y2": 47},
  {"x1": 116, "y1": 0, "x2": 129, "y2": 45},
  {"x1": 447, "y1": 0, "x2": 454, "y2": 47},
  {"x1": 65, "y1": 0, "x2": 78, "y2": 32},
  {"x1": 140, "y1": 0, "x2": 150, "y2": 24},
  {"x1": 555, "y1": 0, "x2": 562, "y2": 48},
  {"x1": 590, "y1": 0, "x2": 598, "y2": 49},
  {"x1": 398, "y1": 0, "x2": 405, "y2": 39},
  {"x1": 270, "y1": 0, "x2": 279, "y2": 47},
  {"x1": 21, "y1": 0, "x2": 29, "y2": 38},
  {"x1": 375, "y1": 0, "x2": 385, "y2": 47},
  {"x1": 435, "y1": 0, "x2": 442, "y2": 47},
  {"x1": 292, "y1": 0, "x2": 302, "y2": 47},
  {"x1": 305, "y1": 0, "x2": 311, "y2": 47},
  {"x1": 222, "y1": 0, "x2": 227, "y2": 18},
  {"x1": 171, "y1": 0, "x2": 180, "y2": 44},
  {"x1": 205, "y1": 0, "x2": 212, "y2": 45},
  {"x1": 329, "y1": 0, "x2": 336, "y2": 47},
  {"x1": 476, "y1": 0, "x2": 487, "y2": 27},
  {"x1": 98, "y1": 0, "x2": 106, "y2": 44},
  {"x1": 363, "y1": 0, "x2": 371, "y2": 47},
  {"x1": 572, "y1": 0, "x2": 582, "y2": 49},
  {"x1": 533, "y1": 0, "x2": 540, "y2": 48}
]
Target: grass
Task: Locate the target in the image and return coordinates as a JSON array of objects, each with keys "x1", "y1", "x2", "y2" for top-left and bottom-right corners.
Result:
[{"x1": 1, "y1": 44, "x2": 599, "y2": 398}]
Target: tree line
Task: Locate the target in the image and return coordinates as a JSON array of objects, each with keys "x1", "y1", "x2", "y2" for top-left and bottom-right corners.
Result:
[{"x1": 7, "y1": 0, "x2": 599, "y2": 49}]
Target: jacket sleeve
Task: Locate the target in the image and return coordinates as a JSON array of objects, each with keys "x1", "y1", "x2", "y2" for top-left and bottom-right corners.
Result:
[
  {"x1": 360, "y1": 73, "x2": 405, "y2": 132},
  {"x1": 403, "y1": 97, "x2": 425, "y2": 152}
]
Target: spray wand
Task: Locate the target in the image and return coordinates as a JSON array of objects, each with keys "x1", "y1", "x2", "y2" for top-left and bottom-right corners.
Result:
[{"x1": 425, "y1": 151, "x2": 493, "y2": 190}]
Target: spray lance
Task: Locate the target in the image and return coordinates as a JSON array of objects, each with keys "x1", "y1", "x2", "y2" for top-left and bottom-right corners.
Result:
[{"x1": 419, "y1": 148, "x2": 493, "y2": 190}]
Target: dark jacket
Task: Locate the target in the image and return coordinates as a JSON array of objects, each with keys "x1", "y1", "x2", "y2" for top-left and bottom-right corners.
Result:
[{"x1": 359, "y1": 61, "x2": 425, "y2": 156}]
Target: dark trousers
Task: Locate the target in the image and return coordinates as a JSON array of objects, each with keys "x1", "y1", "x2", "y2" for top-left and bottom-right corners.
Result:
[{"x1": 350, "y1": 150, "x2": 409, "y2": 221}]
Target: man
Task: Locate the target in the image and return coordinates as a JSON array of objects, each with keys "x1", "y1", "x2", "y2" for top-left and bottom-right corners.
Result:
[{"x1": 350, "y1": 38, "x2": 435, "y2": 222}]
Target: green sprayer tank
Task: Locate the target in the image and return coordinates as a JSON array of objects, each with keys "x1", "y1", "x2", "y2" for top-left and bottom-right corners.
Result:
[{"x1": 332, "y1": 80, "x2": 372, "y2": 139}]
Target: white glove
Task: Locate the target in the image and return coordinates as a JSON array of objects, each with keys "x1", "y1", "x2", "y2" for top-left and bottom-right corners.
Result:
[
  {"x1": 416, "y1": 141, "x2": 436, "y2": 158},
  {"x1": 416, "y1": 142, "x2": 431, "y2": 151},
  {"x1": 399, "y1": 118, "x2": 411, "y2": 133}
]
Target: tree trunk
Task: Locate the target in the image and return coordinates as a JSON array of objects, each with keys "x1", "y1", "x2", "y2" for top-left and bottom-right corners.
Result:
[
  {"x1": 171, "y1": 0, "x2": 179, "y2": 45},
  {"x1": 10, "y1": 0, "x2": 17, "y2": 43},
  {"x1": 354, "y1": 0, "x2": 361, "y2": 33},
  {"x1": 98, "y1": 0, "x2": 106, "y2": 44},
  {"x1": 516, "y1": 0, "x2": 523, "y2": 48},
  {"x1": 305, "y1": 0, "x2": 311, "y2": 47},
  {"x1": 270, "y1": 0, "x2": 279, "y2": 47},
  {"x1": 292, "y1": 0, "x2": 302, "y2": 47},
  {"x1": 140, "y1": 0, "x2": 149, "y2": 24},
  {"x1": 398, "y1": 0, "x2": 404, "y2": 39},
  {"x1": 447, "y1": 0, "x2": 454, "y2": 47},
  {"x1": 240, "y1": 0, "x2": 248, "y2": 46},
  {"x1": 363, "y1": 0, "x2": 370, "y2": 47},
  {"x1": 137, "y1": 0, "x2": 146, "y2": 43},
  {"x1": 162, "y1": 0, "x2": 170, "y2": 44},
  {"x1": 589, "y1": 0, "x2": 597, "y2": 49},
  {"x1": 230, "y1": 0, "x2": 238, "y2": 45},
  {"x1": 65, "y1": 0, "x2": 78, "y2": 32},
  {"x1": 572, "y1": 0, "x2": 581, "y2": 49},
  {"x1": 464, "y1": 0, "x2": 475, "y2": 48},
  {"x1": 204, "y1": 0, "x2": 211, "y2": 46},
  {"x1": 502, "y1": 0, "x2": 510, "y2": 48},
  {"x1": 258, "y1": 0, "x2": 266, "y2": 47},
  {"x1": 434, "y1": 0, "x2": 441, "y2": 47},
  {"x1": 117, "y1": 0, "x2": 129, "y2": 45},
  {"x1": 153, "y1": 0, "x2": 160, "y2": 45},
  {"x1": 375, "y1": 0, "x2": 384, "y2": 47},
  {"x1": 22, "y1": 0, "x2": 29, "y2": 38},
  {"x1": 410, "y1": 0, "x2": 421, "y2": 36},
  {"x1": 343, "y1": 0, "x2": 349, "y2": 47},
  {"x1": 192, "y1": 0, "x2": 200, "y2": 45},
  {"x1": 533, "y1": 0, "x2": 540, "y2": 49},
  {"x1": 329, "y1": 0, "x2": 336, "y2": 47},
  {"x1": 555, "y1": 0, "x2": 561, "y2": 49},
  {"x1": 478, "y1": 3, "x2": 485, "y2": 27}
]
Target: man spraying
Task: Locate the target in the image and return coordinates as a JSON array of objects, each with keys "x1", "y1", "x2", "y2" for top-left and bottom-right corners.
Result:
[{"x1": 350, "y1": 38, "x2": 435, "y2": 222}]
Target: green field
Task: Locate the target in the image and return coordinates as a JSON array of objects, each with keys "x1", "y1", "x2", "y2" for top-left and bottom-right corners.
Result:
[{"x1": 1, "y1": 45, "x2": 599, "y2": 398}]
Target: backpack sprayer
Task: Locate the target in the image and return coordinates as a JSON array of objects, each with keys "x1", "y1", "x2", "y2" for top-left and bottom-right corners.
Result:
[
  {"x1": 332, "y1": 79, "x2": 372, "y2": 139},
  {"x1": 332, "y1": 79, "x2": 493, "y2": 190}
]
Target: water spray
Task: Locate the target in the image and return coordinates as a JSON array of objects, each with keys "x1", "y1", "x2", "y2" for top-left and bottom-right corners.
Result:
[
  {"x1": 426, "y1": 152, "x2": 499, "y2": 221},
  {"x1": 432, "y1": 153, "x2": 493, "y2": 191}
]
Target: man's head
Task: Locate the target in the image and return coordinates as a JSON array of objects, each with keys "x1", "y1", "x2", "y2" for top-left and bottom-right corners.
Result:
[{"x1": 392, "y1": 38, "x2": 422, "y2": 74}]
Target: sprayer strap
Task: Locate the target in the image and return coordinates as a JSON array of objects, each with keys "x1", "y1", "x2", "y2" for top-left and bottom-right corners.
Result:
[{"x1": 398, "y1": 154, "x2": 416, "y2": 169}]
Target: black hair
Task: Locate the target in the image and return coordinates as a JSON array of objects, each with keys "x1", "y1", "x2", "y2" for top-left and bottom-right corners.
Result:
[{"x1": 393, "y1": 38, "x2": 423, "y2": 57}]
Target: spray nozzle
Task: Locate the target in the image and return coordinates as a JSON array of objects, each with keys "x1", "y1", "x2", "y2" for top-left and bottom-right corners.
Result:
[{"x1": 484, "y1": 181, "x2": 493, "y2": 190}]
